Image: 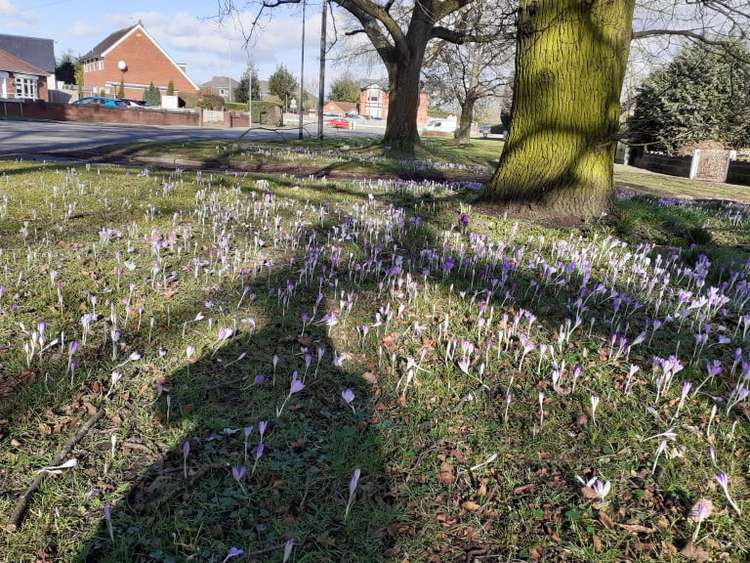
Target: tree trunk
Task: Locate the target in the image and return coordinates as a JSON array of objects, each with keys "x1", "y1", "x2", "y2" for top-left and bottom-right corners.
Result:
[
  {"x1": 455, "y1": 95, "x2": 476, "y2": 144},
  {"x1": 382, "y1": 55, "x2": 425, "y2": 154},
  {"x1": 482, "y1": 0, "x2": 636, "y2": 220}
]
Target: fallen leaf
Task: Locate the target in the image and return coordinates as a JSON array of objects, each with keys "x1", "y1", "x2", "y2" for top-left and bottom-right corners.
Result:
[
  {"x1": 462, "y1": 500, "x2": 481, "y2": 512},
  {"x1": 598, "y1": 510, "x2": 614, "y2": 529},
  {"x1": 592, "y1": 534, "x2": 602, "y2": 552},
  {"x1": 680, "y1": 542, "x2": 709, "y2": 561},
  {"x1": 581, "y1": 486, "x2": 598, "y2": 500},
  {"x1": 438, "y1": 462, "x2": 454, "y2": 485},
  {"x1": 514, "y1": 483, "x2": 536, "y2": 495},
  {"x1": 617, "y1": 523, "x2": 656, "y2": 534},
  {"x1": 361, "y1": 371, "x2": 379, "y2": 384}
]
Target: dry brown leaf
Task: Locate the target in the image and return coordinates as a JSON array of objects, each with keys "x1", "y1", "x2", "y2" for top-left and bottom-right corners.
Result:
[
  {"x1": 617, "y1": 523, "x2": 656, "y2": 534},
  {"x1": 598, "y1": 510, "x2": 614, "y2": 529},
  {"x1": 680, "y1": 542, "x2": 710, "y2": 561},
  {"x1": 462, "y1": 500, "x2": 481, "y2": 512},
  {"x1": 438, "y1": 462, "x2": 454, "y2": 485},
  {"x1": 514, "y1": 483, "x2": 536, "y2": 495},
  {"x1": 361, "y1": 371, "x2": 378, "y2": 384},
  {"x1": 581, "y1": 486, "x2": 598, "y2": 499},
  {"x1": 592, "y1": 534, "x2": 603, "y2": 552}
]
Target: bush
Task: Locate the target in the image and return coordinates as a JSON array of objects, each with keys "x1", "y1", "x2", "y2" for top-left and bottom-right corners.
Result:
[
  {"x1": 197, "y1": 94, "x2": 225, "y2": 110},
  {"x1": 143, "y1": 82, "x2": 161, "y2": 107}
]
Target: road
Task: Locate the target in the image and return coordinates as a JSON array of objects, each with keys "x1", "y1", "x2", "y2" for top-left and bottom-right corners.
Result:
[{"x1": 0, "y1": 119, "x2": 382, "y2": 158}]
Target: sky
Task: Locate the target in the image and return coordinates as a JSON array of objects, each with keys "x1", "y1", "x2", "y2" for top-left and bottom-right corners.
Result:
[{"x1": 0, "y1": 0, "x2": 383, "y2": 88}]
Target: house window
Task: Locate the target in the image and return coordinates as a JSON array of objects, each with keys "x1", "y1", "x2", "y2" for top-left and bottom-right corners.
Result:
[
  {"x1": 219, "y1": 88, "x2": 227, "y2": 96},
  {"x1": 15, "y1": 76, "x2": 38, "y2": 99},
  {"x1": 97, "y1": 60, "x2": 104, "y2": 71}
]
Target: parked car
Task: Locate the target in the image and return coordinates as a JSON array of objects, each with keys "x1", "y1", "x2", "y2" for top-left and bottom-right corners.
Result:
[
  {"x1": 328, "y1": 118, "x2": 349, "y2": 129},
  {"x1": 121, "y1": 99, "x2": 146, "y2": 108},
  {"x1": 479, "y1": 123, "x2": 507, "y2": 139},
  {"x1": 72, "y1": 96, "x2": 127, "y2": 109},
  {"x1": 347, "y1": 113, "x2": 367, "y2": 121}
]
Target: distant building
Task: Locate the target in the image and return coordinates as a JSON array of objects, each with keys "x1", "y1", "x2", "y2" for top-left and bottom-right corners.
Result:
[
  {"x1": 323, "y1": 100, "x2": 357, "y2": 116},
  {"x1": 357, "y1": 81, "x2": 428, "y2": 124},
  {"x1": 200, "y1": 76, "x2": 240, "y2": 102},
  {"x1": 80, "y1": 22, "x2": 199, "y2": 100},
  {"x1": 0, "y1": 33, "x2": 56, "y2": 101}
]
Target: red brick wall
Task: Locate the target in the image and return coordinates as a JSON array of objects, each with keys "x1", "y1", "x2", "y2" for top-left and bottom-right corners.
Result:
[
  {"x1": 417, "y1": 91, "x2": 428, "y2": 125},
  {"x1": 224, "y1": 111, "x2": 249, "y2": 128},
  {"x1": 3, "y1": 100, "x2": 200, "y2": 126},
  {"x1": 84, "y1": 27, "x2": 199, "y2": 97}
]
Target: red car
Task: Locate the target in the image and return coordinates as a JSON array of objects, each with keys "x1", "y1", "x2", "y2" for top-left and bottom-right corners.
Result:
[{"x1": 328, "y1": 118, "x2": 349, "y2": 129}]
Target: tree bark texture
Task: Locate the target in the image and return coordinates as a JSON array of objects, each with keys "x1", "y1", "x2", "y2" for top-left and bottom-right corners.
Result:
[
  {"x1": 483, "y1": 0, "x2": 635, "y2": 219},
  {"x1": 455, "y1": 95, "x2": 476, "y2": 144}
]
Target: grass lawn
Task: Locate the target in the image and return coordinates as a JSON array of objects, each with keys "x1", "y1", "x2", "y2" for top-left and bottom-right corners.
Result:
[
  {"x1": 0, "y1": 160, "x2": 749, "y2": 561},
  {"x1": 93, "y1": 137, "x2": 501, "y2": 179},
  {"x1": 96, "y1": 138, "x2": 750, "y2": 204}
]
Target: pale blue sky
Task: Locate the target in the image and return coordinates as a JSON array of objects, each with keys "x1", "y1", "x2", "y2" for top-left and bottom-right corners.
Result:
[{"x1": 0, "y1": 0, "x2": 380, "y2": 86}]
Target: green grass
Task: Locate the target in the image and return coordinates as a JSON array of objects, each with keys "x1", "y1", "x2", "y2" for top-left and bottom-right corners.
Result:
[
  {"x1": 93, "y1": 137, "x2": 501, "y2": 179},
  {"x1": 615, "y1": 164, "x2": 750, "y2": 203},
  {"x1": 0, "y1": 160, "x2": 748, "y2": 562}
]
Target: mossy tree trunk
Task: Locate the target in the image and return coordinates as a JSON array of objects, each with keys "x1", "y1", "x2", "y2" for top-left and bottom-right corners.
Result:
[{"x1": 483, "y1": 0, "x2": 636, "y2": 219}]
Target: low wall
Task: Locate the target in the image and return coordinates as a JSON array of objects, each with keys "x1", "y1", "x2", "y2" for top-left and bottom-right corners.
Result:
[
  {"x1": 630, "y1": 152, "x2": 692, "y2": 177},
  {"x1": 224, "y1": 111, "x2": 249, "y2": 128},
  {"x1": 1, "y1": 99, "x2": 201, "y2": 127}
]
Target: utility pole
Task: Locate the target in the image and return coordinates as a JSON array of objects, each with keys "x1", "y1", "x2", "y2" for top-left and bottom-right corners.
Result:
[
  {"x1": 247, "y1": 65, "x2": 258, "y2": 130},
  {"x1": 298, "y1": 0, "x2": 307, "y2": 139},
  {"x1": 317, "y1": 0, "x2": 327, "y2": 139}
]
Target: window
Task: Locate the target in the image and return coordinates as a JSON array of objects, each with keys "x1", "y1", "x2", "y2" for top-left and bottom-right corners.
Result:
[
  {"x1": 97, "y1": 60, "x2": 104, "y2": 71},
  {"x1": 15, "y1": 76, "x2": 38, "y2": 99}
]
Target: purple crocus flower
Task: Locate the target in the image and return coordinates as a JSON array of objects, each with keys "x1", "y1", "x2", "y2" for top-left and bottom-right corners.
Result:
[
  {"x1": 232, "y1": 465, "x2": 246, "y2": 482},
  {"x1": 223, "y1": 547, "x2": 245, "y2": 563}
]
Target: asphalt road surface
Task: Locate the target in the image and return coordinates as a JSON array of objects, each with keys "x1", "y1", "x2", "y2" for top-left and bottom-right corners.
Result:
[{"x1": 0, "y1": 119, "x2": 382, "y2": 158}]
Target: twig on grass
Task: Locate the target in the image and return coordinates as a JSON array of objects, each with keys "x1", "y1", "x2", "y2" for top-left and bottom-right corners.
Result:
[{"x1": 7, "y1": 408, "x2": 105, "y2": 531}]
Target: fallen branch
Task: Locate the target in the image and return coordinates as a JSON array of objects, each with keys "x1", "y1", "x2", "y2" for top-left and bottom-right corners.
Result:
[{"x1": 7, "y1": 408, "x2": 105, "y2": 532}]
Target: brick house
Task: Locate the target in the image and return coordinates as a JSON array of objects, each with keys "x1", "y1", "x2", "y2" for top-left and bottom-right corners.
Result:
[
  {"x1": 0, "y1": 33, "x2": 56, "y2": 100},
  {"x1": 323, "y1": 100, "x2": 357, "y2": 116},
  {"x1": 0, "y1": 48, "x2": 50, "y2": 100},
  {"x1": 200, "y1": 76, "x2": 240, "y2": 102},
  {"x1": 80, "y1": 22, "x2": 199, "y2": 100},
  {"x1": 357, "y1": 82, "x2": 428, "y2": 124}
]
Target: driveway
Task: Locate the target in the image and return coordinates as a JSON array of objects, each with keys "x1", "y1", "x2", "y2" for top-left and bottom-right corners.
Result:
[{"x1": 0, "y1": 119, "x2": 381, "y2": 158}]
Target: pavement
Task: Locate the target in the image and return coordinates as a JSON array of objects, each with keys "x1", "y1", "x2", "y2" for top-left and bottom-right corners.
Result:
[{"x1": 0, "y1": 119, "x2": 382, "y2": 158}]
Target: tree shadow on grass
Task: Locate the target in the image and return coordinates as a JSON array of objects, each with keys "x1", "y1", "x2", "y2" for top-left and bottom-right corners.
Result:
[{"x1": 76, "y1": 214, "x2": 401, "y2": 561}]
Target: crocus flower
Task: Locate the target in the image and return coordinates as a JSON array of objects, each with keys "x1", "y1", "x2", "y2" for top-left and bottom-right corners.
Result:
[
  {"x1": 181, "y1": 440, "x2": 190, "y2": 479},
  {"x1": 590, "y1": 395, "x2": 600, "y2": 426},
  {"x1": 689, "y1": 498, "x2": 713, "y2": 541},
  {"x1": 345, "y1": 468, "x2": 361, "y2": 520},
  {"x1": 223, "y1": 547, "x2": 245, "y2": 563},
  {"x1": 591, "y1": 479, "x2": 611, "y2": 502},
  {"x1": 232, "y1": 465, "x2": 246, "y2": 482},
  {"x1": 282, "y1": 538, "x2": 294, "y2": 563},
  {"x1": 251, "y1": 442, "x2": 265, "y2": 476},
  {"x1": 276, "y1": 374, "x2": 305, "y2": 417},
  {"x1": 341, "y1": 388, "x2": 355, "y2": 413},
  {"x1": 715, "y1": 472, "x2": 742, "y2": 515},
  {"x1": 103, "y1": 504, "x2": 114, "y2": 544}
]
